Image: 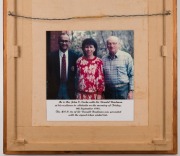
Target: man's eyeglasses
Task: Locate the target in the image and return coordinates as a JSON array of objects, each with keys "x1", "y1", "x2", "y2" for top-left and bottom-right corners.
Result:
[{"x1": 59, "y1": 40, "x2": 69, "y2": 44}]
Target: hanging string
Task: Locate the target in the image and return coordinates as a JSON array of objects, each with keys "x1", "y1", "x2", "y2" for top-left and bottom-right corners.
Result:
[{"x1": 8, "y1": 10, "x2": 171, "y2": 21}]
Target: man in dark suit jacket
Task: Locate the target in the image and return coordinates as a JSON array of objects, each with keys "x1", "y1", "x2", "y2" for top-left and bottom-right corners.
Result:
[{"x1": 47, "y1": 33, "x2": 79, "y2": 99}]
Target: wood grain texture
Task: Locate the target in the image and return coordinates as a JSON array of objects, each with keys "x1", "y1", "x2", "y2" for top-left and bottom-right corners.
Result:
[
  {"x1": 172, "y1": 0, "x2": 177, "y2": 153},
  {"x1": 3, "y1": 0, "x2": 177, "y2": 154},
  {"x1": 3, "y1": 0, "x2": 7, "y2": 154}
]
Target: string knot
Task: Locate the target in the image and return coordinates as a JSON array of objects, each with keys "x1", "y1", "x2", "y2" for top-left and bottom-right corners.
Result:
[
  {"x1": 8, "y1": 11, "x2": 13, "y2": 16},
  {"x1": 165, "y1": 10, "x2": 171, "y2": 15}
]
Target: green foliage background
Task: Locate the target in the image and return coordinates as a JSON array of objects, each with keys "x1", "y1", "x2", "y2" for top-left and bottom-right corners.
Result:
[{"x1": 69, "y1": 30, "x2": 134, "y2": 58}]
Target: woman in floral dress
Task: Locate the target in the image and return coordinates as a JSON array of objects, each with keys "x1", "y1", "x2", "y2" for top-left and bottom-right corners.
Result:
[{"x1": 76, "y1": 38, "x2": 105, "y2": 100}]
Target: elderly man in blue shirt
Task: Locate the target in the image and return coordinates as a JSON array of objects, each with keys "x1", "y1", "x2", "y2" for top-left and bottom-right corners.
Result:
[{"x1": 102, "y1": 36, "x2": 134, "y2": 99}]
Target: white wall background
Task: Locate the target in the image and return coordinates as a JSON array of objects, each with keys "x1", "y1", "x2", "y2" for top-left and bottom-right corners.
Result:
[{"x1": 0, "y1": 1, "x2": 179, "y2": 155}]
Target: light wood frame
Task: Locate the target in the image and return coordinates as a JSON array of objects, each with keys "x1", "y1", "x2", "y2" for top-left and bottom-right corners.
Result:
[{"x1": 3, "y1": 0, "x2": 177, "y2": 154}]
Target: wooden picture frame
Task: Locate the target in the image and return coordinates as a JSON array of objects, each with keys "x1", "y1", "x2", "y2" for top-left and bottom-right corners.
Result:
[{"x1": 3, "y1": 0, "x2": 177, "y2": 154}]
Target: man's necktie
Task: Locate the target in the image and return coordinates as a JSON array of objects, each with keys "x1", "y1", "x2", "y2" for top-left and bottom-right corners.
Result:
[{"x1": 61, "y1": 53, "x2": 66, "y2": 82}]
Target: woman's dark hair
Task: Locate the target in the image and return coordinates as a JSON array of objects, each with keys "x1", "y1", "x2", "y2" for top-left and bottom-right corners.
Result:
[{"x1": 82, "y1": 38, "x2": 98, "y2": 56}]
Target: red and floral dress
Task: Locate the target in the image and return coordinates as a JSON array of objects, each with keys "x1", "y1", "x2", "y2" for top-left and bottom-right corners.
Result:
[{"x1": 76, "y1": 56, "x2": 105, "y2": 99}]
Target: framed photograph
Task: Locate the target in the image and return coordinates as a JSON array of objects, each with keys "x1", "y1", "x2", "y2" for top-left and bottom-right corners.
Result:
[
  {"x1": 46, "y1": 30, "x2": 134, "y2": 121},
  {"x1": 3, "y1": 0, "x2": 177, "y2": 154}
]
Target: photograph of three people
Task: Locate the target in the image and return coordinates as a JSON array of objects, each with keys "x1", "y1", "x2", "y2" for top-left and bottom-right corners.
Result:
[{"x1": 46, "y1": 30, "x2": 134, "y2": 100}]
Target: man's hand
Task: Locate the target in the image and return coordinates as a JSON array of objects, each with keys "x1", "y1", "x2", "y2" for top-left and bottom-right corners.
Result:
[
  {"x1": 96, "y1": 94, "x2": 102, "y2": 100},
  {"x1": 127, "y1": 90, "x2": 133, "y2": 99}
]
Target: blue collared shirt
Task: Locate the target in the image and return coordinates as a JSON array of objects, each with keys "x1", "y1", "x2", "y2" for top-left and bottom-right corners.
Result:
[{"x1": 102, "y1": 50, "x2": 134, "y2": 90}]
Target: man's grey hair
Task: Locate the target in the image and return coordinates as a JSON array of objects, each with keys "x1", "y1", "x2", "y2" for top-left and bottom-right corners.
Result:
[{"x1": 106, "y1": 36, "x2": 121, "y2": 45}]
